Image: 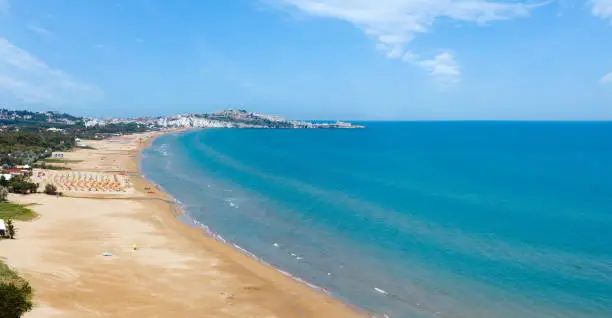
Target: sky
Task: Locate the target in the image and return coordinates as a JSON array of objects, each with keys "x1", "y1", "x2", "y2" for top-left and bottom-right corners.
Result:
[{"x1": 0, "y1": 0, "x2": 611, "y2": 120}]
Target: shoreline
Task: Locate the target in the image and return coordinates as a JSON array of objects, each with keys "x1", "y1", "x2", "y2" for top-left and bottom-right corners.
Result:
[
  {"x1": 136, "y1": 130, "x2": 369, "y2": 315},
  {"x1": 0, "y1": 130, "x2": 366, "y2": 318}
]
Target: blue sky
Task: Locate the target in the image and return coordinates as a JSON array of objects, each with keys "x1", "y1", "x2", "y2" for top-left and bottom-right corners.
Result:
[{"x1": 0, "y1": 0, "x2": 611, "y2": 120}]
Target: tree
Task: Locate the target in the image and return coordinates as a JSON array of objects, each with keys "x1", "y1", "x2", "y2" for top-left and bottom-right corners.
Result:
[
  {"x1": 0, "y1": 176, "x2": 8, "y2": 187},
  {"x1": 0, "y1": 186, "x2": 7, "y2": 202},
  {"x1": 6, "y1": 219, "x2": 16, "y2": 239},
  {"x1": 44, "y1": 184, "x2": 57, "y2": 195},
  {"x1": 0, "y1": 281, "x2": 33, "y2": 318},
  {"x1": 8, "y1": 181, "x2": 38, "y2": 195}
]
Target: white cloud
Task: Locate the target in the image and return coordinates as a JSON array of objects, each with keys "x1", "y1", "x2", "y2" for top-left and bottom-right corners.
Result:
[
  {"x1": 404, "y1": 51, "x2": 461, "y2": 85},
  {"x1": 270, "y1": 0, "x2": 543, "y2": 82},
  {"x1": 601, "y1": 71, "x2": 612, "y2": 84},
  {"x1": 28, "y1": 24, "x2": 53, "y2": 38},
  {"x1": 590, "y1": 0, "x2": 612, "y2": 21},
  {"x1": 93, "y1": 44, "x2": 106, "y2": 49},
  {"x1": 0, "y1": 37, "x2": 103, "y2": 105}
]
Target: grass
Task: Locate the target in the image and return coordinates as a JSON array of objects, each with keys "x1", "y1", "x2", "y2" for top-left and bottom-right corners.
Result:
[
  {"x1": 0, "y1": 261, "x2": 34, "y2": 315},
  {"x1": 40, "y1": 165, "x2": 71, "y2": 171},
  {"x1": 42, "y1": 158, "x2": 83, "y2": 163},
  {"x1": 76, "y1": 145, "x2": 96, "y2": 150},
  {"x1": 0, "y1": 262, "x2": 23, "y2": 284},
  {"x1": 0, "y1": 202, "x2": 39, "y2": 221},
  {"x1": 0, "y1": 214, "x2": 35, "y2": 316},
  {"x1": 0, "y1": 229, "x2": 28, "y2": 286}
]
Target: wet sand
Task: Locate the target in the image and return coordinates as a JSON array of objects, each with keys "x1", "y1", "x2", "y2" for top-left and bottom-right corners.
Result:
[{"x1": 0, "y1": 132, "x2": 363, "y2": 318}]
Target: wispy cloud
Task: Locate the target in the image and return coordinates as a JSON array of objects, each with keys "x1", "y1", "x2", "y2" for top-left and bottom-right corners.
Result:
[
  {"x1": 28, "y1": 24, "x2": 53, "y2": 38},
  {"x1": 269, "y1": 0, "x2": 544, "y2": 83},
  {"x1": 404, "y1": 51, "x2": 461, "y2": 85},
  {"x1": 93, "y1": 44, "x2": 107, "y2": 49},
  {"x1": 590, "y1": 0, "x2": 612, "y2": 21},
  {"x1": 601, "y1": 71, "x2": 612, "y2": 84},
  {"x1": 0, "y1": 37, "x2": 103, "y2": 105}
]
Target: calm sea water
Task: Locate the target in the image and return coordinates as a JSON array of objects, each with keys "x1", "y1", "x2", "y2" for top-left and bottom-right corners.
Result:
[{"x1": 141, "y1": 122, "x2": 612, "y2": 318}]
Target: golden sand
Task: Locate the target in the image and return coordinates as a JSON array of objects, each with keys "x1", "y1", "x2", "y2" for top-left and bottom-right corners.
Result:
[{"x1": 0, "y1": 132, "x2": 363, "y2": 318}]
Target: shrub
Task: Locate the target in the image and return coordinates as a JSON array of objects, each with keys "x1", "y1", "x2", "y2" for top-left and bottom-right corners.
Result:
[
  {"x1": 44, "y1": 184, "x2": 57, "y2": 195},
  {"x1": 0, "y1": 176, "x2": 8, "y2": 187},
  {"x1": 0, "y1": 281, "x2": 33, "y2": 318},
  {"x1": 6, "y1": 219, "x2": 15, "y2": 239},
  {"x1": 8, "y1": 182, "x2": 37, "y2": 195},
  {"x1": 0, "y1": 186, "x2": 7, "y2": 202}
]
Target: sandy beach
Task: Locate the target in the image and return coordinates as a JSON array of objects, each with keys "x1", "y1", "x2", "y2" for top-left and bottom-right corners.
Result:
[{"x1": 0, "y1": 132, "x2": 362, "y2": 318}]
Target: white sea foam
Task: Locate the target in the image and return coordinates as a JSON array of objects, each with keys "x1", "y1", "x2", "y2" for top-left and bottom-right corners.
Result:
[
  {"x1": 167, "y1": 206, "x2": 339, "y2": 310},
  {"x1": 155, "y1": 144, "x2": 170, "y2": 156},
  {"x1": 374, "y1": 288, "x2": 388, "y2": 295}
]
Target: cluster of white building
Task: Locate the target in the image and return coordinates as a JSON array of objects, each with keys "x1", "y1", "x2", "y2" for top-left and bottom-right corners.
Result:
[
  {"x1": 154, "y1": 116, "x2": 235, "y2": 128},
  {"x1": 83, "y1": 110, "x2": 364, "y2": 130}
]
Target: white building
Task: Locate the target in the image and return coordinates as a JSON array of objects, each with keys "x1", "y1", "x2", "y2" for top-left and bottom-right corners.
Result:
[{"x1": 46, "y1": 127, "x2": 64, "y2": 132}]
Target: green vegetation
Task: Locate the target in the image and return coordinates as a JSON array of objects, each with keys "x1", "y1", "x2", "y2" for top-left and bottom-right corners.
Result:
[
  {"x1": 1, "y1": 109, "x2": 152, "y2": 167},
  {"x1": 0, "y1": 187, "x2": 7, "y2": 202},
  {"x1": 31, "y1": 163, "x2": 71, "y2": 171},
  {"x1": 7, "y1": 183, "x2": 38, "y2": 195},
  {"x1": 0, "y1": 108, "x2": 79, "y2": 128},
  {"x1": 75, "y1": 145, "x2": 96, "y2": 150},
  {"x1": 0, "y1": 263, "x2": 22, "y2": 282},
  {"x1": 5, "y1": 219, "x2": 15, "y2": 240},
  {"x1": 42, "y1": 158, "x2": 83, "y2": 164},
  {"x1": 3, "y1": 175, "x2": 38, "y2": 195},
  {"x1": 0, "y1": 202, "x2": 38, "y2": 221},
  {"x1": 0, "y1": 217, "x2": 33, "y2": 316},
  {"x1": 44, "y1": 184, "x2": 57, "y2": 195},
  {"x1": 75, "y1": 122, "x2": 148, "y2": 140},
  {"x1": 0, "y1": 129, "x2": 76, "y2": 166},
  {"x1": 0, "y1": 263, "x2": 33, "y2": 318}
]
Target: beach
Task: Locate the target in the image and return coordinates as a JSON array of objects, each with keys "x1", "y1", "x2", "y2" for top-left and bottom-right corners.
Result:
[{"x1": 0, "y1": 132, "x2": 362, "y2": 318}]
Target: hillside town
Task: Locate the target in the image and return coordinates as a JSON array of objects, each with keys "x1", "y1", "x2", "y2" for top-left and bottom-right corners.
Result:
[
  {"x1": 84, "y1": 109, "x2": 364, "y2": 129},
  {"x1": 1, "y1": 108, "x2": 364, "y2": 131}
]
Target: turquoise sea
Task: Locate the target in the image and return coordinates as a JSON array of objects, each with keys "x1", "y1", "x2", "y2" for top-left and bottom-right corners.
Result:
[{"x1": 141, "y1": 122, "x2": 612, "y2": 318}]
